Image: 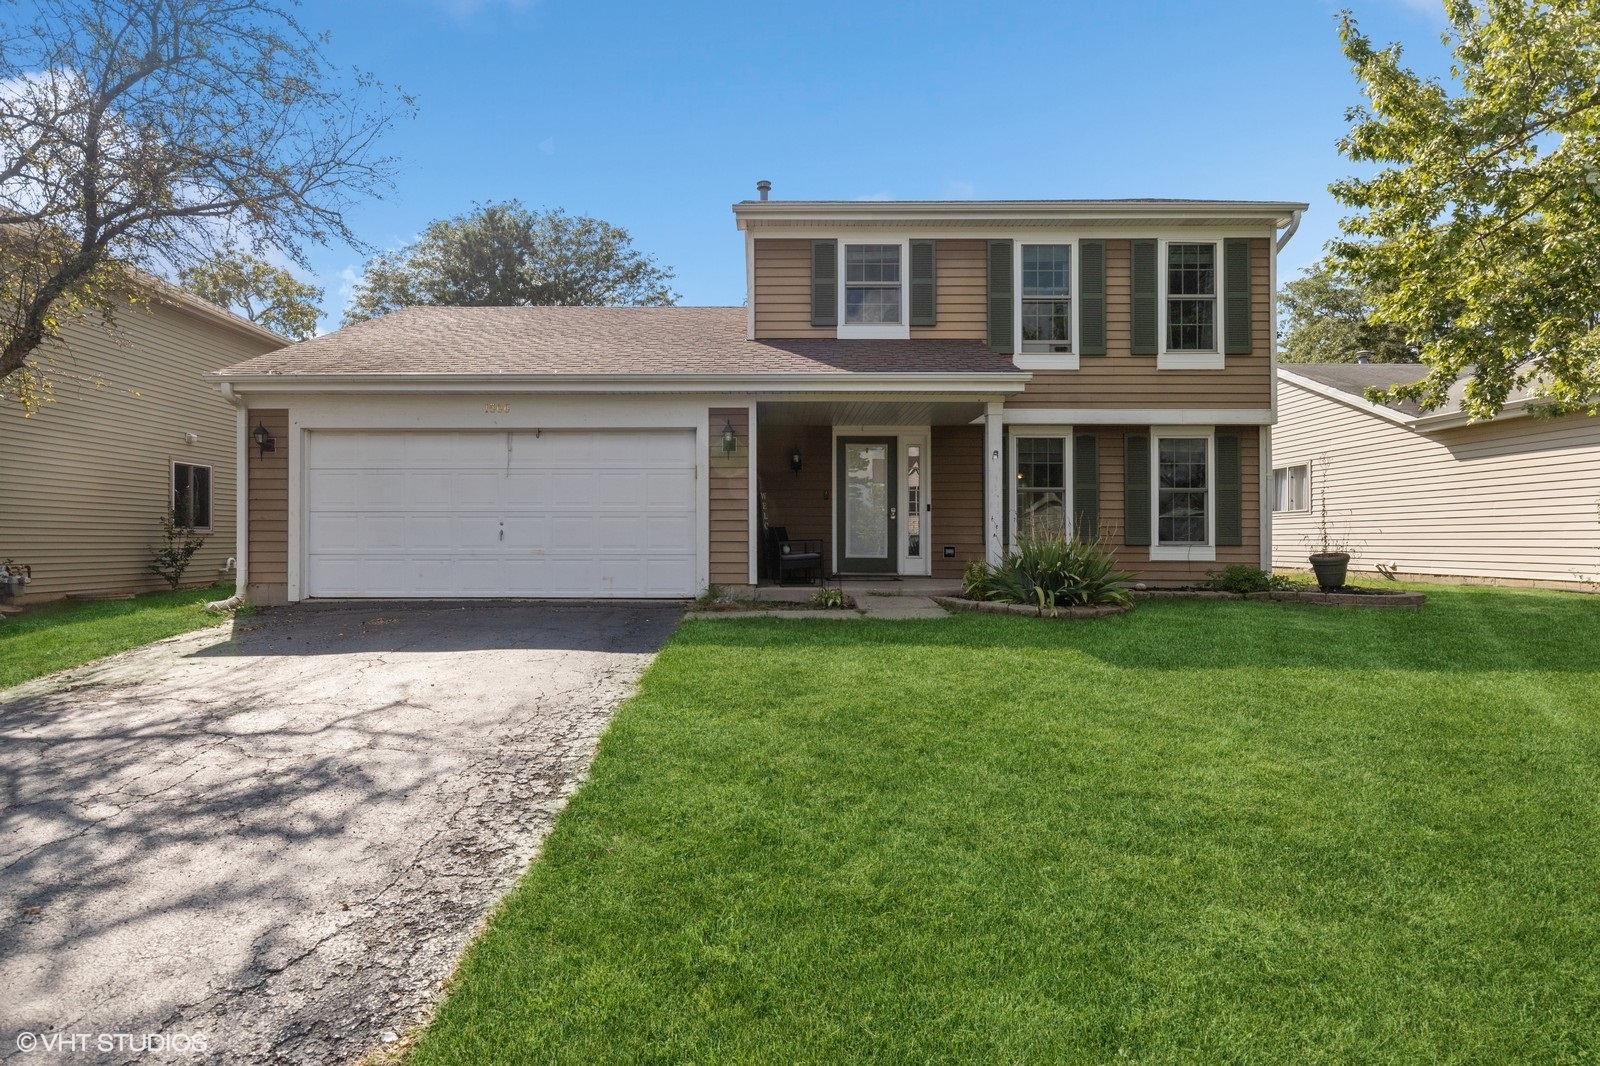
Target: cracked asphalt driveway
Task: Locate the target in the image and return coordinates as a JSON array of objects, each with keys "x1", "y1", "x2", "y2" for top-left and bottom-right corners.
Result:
[{"x1": 0, "y1": 601, "x2": 682, "y2": 1064}]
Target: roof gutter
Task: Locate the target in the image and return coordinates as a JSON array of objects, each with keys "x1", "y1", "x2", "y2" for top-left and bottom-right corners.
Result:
[{"x1": 214, "y1": 371, "x2": 1034, "y2": 395}]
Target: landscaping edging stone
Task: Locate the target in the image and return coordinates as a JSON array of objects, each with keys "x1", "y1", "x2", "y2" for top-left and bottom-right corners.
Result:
[
  {"x1": 1130, "y1": 588, "x2": 1426, "y2": 608},
  {"x1": 931, "y1": 596, "x2": 1134, "y2": 620}
]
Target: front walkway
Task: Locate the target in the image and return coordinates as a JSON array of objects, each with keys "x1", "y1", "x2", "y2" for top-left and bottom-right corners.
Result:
[{"x1": 728, "y1": 577, "x2": 961, "y2": 620}]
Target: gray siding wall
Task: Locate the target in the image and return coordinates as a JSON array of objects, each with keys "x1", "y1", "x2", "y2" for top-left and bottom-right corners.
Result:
[
  {"x1": 0, "y1": 301, "x2": 281, "y2": 602},
  {"x1": 1271, "y1": 377, "x2": 1600, "y2": 587}
]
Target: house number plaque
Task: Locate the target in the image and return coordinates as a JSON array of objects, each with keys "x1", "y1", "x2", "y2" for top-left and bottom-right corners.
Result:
[{"x1": 484, "y1": 403, "x2": 510, "y2": 414}]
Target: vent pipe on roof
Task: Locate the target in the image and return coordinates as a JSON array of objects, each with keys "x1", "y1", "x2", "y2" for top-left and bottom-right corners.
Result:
[
  {"x1": 756, "y1": 179, "x2": 771, "y2": 201},
  {"x1": 1356, "y1": 350, "x2": 1372, "y2": 364}
]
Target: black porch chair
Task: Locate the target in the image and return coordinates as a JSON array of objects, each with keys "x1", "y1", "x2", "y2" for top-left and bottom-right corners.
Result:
[{"x1": 766, "y1": 525, "x2": 824, "y2": 586}]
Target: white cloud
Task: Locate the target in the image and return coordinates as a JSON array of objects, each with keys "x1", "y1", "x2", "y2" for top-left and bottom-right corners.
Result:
[
  {"x1": 853, "y1": 190, "x2": 895, "y2": 201},
  {"x1": 538, "y1": 137, "x2": 555, "y2": 156},
  {"x1": 945, "y1": 179, "x2": 976, "y2": 199}
]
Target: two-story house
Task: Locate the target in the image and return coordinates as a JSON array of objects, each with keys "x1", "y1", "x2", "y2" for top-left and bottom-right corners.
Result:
[{"x1": 220, "y1": 191, "x2": 1306, "y2": 603}]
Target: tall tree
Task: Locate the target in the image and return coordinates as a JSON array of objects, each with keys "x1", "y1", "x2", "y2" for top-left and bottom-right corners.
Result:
[
  {"x1": 344, "y1": 202, "x2": 678, "y2": 324},
  {"x1": 178, "y1": 247, "x2": 323, "y2": 340},
  {"x1": 1278, "y1": 263, "x2": 1414, "y2": 363},
  {"x1": 1330, "y1": 1, "x2": 1600, "y2": 418},
  {"x1": 0, "y1": 0, "x2": 413, "y2": 406}
]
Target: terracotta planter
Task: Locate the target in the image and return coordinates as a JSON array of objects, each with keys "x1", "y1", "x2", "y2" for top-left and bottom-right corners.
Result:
[{"x1": 1309, "y1": 552, "x2": 1350, "y2": 591}]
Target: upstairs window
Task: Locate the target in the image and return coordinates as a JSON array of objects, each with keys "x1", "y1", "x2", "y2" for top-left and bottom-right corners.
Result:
[
  {"x1": 844, "y1": 244, "x2": 901, "y2": 324},
  {"x1": 173, "y1": 462, "x2": 213, "y2": 530},
  {"x1": 1167, "y1": 243, "x2": 1217, "y2": 352},
  {"x1": 1020, "y1": 244, "x2": 1071, "y2": 353}
]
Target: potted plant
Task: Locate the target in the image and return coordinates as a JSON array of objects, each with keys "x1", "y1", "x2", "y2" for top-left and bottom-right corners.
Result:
[{"x1": 1304, "y1": 458, "x2": 1350, "y2": 590}]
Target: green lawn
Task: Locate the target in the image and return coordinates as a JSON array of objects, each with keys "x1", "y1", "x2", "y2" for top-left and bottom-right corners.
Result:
[
  {"x1": 408, "y1": 586, "x2": 1600, "y2": 1065},
  {"x1": 0, "y1": 583, "x2": 235, "y2": 689}
]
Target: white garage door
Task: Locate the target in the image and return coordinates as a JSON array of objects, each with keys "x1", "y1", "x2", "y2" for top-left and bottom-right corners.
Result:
[{"x1": 303, "y1": 430, "x2": 698, "y2": 598}]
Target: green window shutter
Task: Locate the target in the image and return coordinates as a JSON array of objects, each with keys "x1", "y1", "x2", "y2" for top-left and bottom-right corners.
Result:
[
  {"x1": 1073, "y1": 433, "x2": 1100, "y2": 538},
  {"x1": 987, "y1": 239, "x2": 1014, "y2": 354},
  {"x1": 1124, "y1": 433, "x2": 1151, "y2": 546},
  {"x1": 1224, "y1": 239, "x2": 1253, "y2": 355},
  {"x1": 1216, "y1": 432, "x2": 1243, "y2": 547},
  {"x1": 909, "y1": 239, "x2": 937, "y2": 327},
  {"x1": 811, "y1": 240, "x2": 837, "y2": 327},
  {"x1": 1130, "y1": 239, "x2": 1159, "y2": 356},
  {"x1": 1079, "y1": 240, "x2": 1106, "y2": 356}
]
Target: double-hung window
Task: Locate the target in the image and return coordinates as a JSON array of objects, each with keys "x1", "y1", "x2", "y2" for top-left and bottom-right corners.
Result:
[
  {"x1": 1166, "y1": 243, "x2": 1217, "y2": 352},
  {"x1": 1012, "y1": 436, "x2": 1068, "y2": 540},
  {"x1": 1020, "y1": 245, "x2": 1071, "y2": 353},
  {"x1": 172, "y1": 461, "x2": 213, "y2": 530},
  {"x1": 844, "y1": 245, "x2": 901, "y2": 325},
  {"x1": 1273, "y1": 464, "x2": 1309, "y2": 512},
  {"x1": 1150, "y1": 430, "x2": 1213, "y2": 560}
]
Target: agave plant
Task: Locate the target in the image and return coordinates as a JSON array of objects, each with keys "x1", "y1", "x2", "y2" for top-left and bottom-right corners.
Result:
[{"x1": 968, "y1": 534, "x2": 1135, "y2": 608}]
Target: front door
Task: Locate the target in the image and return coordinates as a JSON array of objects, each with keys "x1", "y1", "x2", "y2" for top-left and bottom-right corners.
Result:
[{"x1": 836, "y1": 437, "x2": 898, "y2": 574}]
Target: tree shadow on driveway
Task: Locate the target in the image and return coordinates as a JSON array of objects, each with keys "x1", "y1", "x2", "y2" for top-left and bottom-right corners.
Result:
[{"x1": 0, "y1": 601, "x2": 682, "y2": 1064}]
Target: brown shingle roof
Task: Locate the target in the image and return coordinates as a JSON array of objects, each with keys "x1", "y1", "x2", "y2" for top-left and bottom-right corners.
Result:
[{"x1": 218, "y1": 306, "x2": 1022, "y2": 377}]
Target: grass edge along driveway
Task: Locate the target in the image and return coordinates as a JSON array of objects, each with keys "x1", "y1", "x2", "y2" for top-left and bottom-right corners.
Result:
[
  {"x1": 412, "y1": 585, "x2": 1599, "y2": 1064},
  {"x1": 0, "y1": 583, "x2": 235, "y2": 690}
]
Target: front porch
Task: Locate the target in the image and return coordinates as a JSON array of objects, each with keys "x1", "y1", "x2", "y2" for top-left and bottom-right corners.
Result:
[{"x1": 753, "y1": 397, "x2": 1004, "y2": 584}]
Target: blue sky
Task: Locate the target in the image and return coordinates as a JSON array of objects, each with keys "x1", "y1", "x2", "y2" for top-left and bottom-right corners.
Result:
[{"x1": 299, "y1": 0, "x2": 1456, "y2": 325}]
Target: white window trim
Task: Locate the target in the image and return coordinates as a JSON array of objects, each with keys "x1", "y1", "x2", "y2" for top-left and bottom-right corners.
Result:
[
  {"x1": 171, "y1": 459, "x2": 215, "y2": 532},
  {"x1": 1158, "y1": 238, "x2": 1225, "y2": 371},
  {"x1": 1272, "y1": 460, "x2": 1312, "y2": 514},
  {"x1": 1008, "y1": 431, "x2": 1074, "y2": 544},
  {"x1": 837, "y1": 238, "x2": 911, "y2": 340},
  {"x1": 1149, "y1": 426, "x2": 1215, "y2": 562},
  {"x1": 1013, "y1": 238, "x2": 1078, "y2": 371}
]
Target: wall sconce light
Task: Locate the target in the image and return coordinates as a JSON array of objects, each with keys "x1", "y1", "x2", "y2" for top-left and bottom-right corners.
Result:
[
  {"x1": 252, "y1": 421, "x2": 276, "y2": 459},
  {"x1": 789, "y1": 445, "x2": 803, "y2": 475},
  {"x1": 721, "y1": 420, "x2": 737, "y2": 455}
]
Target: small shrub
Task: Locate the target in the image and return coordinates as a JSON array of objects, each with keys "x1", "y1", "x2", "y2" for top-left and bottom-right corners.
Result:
[
  {"x1": 147, "y1": 509, "x2": 208, "y2": 590},
  {"x1": 1205, "y1": 565, "x2": 1273, "y2": 594},
  {"x1": 968, "y1": 535, "x2": 1134, "y2": 610},
  {"x1": 808, "y1": 586, "x2": 848, "y2": 610},
  {"x1": 693, "y1": 584, "x2": 727, "y2": 609}
]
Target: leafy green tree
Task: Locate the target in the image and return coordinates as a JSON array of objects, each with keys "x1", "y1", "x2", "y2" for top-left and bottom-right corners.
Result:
[
  {"x1": 1278, "y1": 264, "x2": 1414, "y2": 364},
  {"x1": 179, "y1": 248, "x2": 323, "y2": 341},
  {"x1": 344, "y1": 202, "x2": 679, "y2": 324},
  {"x1": 0, "y1": 0, "x2": 412, "y2": 408},
  {"x1": 1329, "y1": 1, "x2": 1600, "y2": 418}
]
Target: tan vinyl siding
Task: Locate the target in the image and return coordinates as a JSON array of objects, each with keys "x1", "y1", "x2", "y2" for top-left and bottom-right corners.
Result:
[
  {"x1": 1084, "y1": 425, "x2": 1261, "y2": 584},
  {"x1": 910, "y1": 239, "x2": 986, "y2": 340},
  {"x1": 753, "y1": 239, "x2": 831, "y2": 339},
  {"x1": 1272, "y1": 379, "x2": 1600, "y2": 586},
  {"x1": 246, "y1": 408, "x2": 288, "y2": 603},
  {"x1": 931, "y1": 424, "x2": 985, "y2": 578},
  {"x1": 0, "y1": 303, "x2": 277, "y2": 603},
  {"x1": 709, "y1": 407, "x2": 751, "y2": 585},
  {"x1": 1007, "y1": 238, "x2": 1273, "y2": 410},
  {"x1": 757, "y1": 423, "x2": 834, "y2": 572}
]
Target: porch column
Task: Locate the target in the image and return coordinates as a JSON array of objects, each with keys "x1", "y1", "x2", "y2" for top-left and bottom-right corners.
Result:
[{"x1": 984, "y1": 402, "x2": 1004, "y2": 566}]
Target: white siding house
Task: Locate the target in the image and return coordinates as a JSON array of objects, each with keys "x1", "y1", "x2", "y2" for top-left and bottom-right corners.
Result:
[{"x1": 1271, "y1": 365, "x2": 1600, "y2": 590}]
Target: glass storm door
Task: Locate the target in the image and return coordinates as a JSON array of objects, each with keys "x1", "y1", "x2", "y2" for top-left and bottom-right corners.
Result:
[{"x1": 837, "y1": 437, "x2": 898, "y2": 574}]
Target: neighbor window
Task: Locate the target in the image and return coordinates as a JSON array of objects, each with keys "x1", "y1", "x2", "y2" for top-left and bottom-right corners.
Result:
[
  {"x1": 1273, "y1": 464, "x2": 1309, "y2": 512},
  {"x1": 1014, "y1": 436, "x2": 1067, "y2": 539},
  {"x1": 172, "y1": 462, "x2": 213, "y2": 529},
  {"x1": 1166, "y1": 243, "x2": 1217, "y2": 351},
  {"x1": 1156, "y1": 436, "x2": 1208, "y2": 546},
  {"x1": 844, "y1": 244, "x2": 901, "y2": 324},
  {"x1": 1020, "y1": 244, "x2": 1071, "y2": 353}
]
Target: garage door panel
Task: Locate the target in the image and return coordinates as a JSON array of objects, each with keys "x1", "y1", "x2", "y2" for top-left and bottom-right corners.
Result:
[{"x1": 304, "y1": 429, "x2": 700, "y2": 598}]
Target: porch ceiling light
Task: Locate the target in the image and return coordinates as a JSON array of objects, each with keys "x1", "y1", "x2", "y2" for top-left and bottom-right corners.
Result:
[
  {"x1": 722, "y1": 420, "x2": 737, "y2": 455},
  {"x1": 789, "y1": 445, "x2": 802, "y2": 475},
  {"x1": 252, "y1": 421, "x2": 276, "y2": 458}
]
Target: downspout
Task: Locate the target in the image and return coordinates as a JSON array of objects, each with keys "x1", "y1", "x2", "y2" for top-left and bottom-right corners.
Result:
[
  {"x1": 1274, "y1": 209, "x2": 1303, "y2": 253},
  {"x1": 212, "y1": 382, "x2": 248, "y2": 612}
]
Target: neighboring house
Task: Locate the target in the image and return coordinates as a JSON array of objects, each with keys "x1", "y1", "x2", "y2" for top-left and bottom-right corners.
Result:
[
  {"x1": 1273, "y1": 363, "x2": 1600, "y2": 590},
  {"x1": 0, "y1": 281, "x2": 285, "y2": 603},
  {"x1": 218, "y1": 193, "x2": 1307, "y2": 604}
]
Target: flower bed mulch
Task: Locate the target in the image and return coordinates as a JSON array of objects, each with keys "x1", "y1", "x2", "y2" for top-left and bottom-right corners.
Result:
[
  {"x1": 1131, "y1": 587, "x2": 1426, "y2": 608},
  {"x1": 931, "y1": 596, "x2": 1134, "y2": 620}
]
